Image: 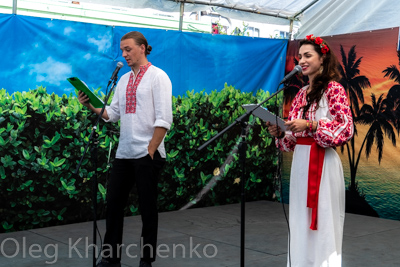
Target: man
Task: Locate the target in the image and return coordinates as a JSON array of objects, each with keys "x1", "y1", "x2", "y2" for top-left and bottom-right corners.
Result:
[{"x1": 78, "y1": 31, "x2": 173, "y2": 267}]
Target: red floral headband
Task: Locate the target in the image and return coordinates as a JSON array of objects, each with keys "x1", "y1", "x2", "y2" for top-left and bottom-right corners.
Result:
[{"x1": 306, "y1": 34, "x2": 329, "y2": 54}]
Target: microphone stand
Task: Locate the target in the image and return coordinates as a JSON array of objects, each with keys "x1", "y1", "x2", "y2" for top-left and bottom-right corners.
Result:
[
  {"x1": 198, "y1": 81, "x2": 286, "y2": 267},
  {"x1": 74, "y1": 76, "x2": 118, "y2": 267}
]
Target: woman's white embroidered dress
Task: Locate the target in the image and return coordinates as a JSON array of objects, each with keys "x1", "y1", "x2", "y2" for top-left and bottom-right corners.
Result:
[{"x1": 276, "y1": 81, "x2": 354, "y2": 267}]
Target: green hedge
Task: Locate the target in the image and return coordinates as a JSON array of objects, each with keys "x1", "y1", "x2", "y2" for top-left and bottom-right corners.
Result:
[{"x1": 0, "y1": 84, "x2": 280, "y2": 233}]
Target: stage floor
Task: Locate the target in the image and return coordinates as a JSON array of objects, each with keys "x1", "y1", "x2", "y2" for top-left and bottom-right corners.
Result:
[{"x1": 0, "y1": 201, "x2": 399, "y2": 266}]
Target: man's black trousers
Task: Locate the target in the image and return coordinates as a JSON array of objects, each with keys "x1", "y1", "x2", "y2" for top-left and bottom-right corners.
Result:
[{"x1": 103, "y1": 151, "x2": 165, "y2": 263}]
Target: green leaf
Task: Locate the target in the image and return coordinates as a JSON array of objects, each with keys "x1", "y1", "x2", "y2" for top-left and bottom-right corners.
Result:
[
  {"x1": 2, "y1": 221, "x2": 13, "y2": 230},
  {"x1": 0, "y1": 136, "x2": 8, "y2": 146},
  {"x1": 129, "y1": 205, "x2": 138, "y2": 214},
  {"x1": 173, "y1": 167, "x2": 185, "y2": 179},
  {"x1": 98, "y1": 183, "x2": 107, "y2": 201},
  {"x1": 52, "y1": 157, "x2": 66, "y2": 167},
  {"x1": 42, "y1": 131, "x2": 61, "y2": 148},
  {"x1": 61, "y1": 180, "x2": 75, "y2": 191},
  {"x1": 0, "y1": 166, "x2": 5, "y2": 179},
  {"x1": 42, "y1": 217, "x2": 52, "y2": 222},
  {"x1": 167, "y1": 150, "x2": 179, "y2": 159},
  {"x1": 10, "y1": 130, "x2": 18, "y2": 139},
  {"x1": 23, "y1": 180, "x2": 33, "y2": 187},
  {"x1": 200, "y1": 171, "x2": 210, "y2": 185},
  {"x1": 1, "y1": 155, "x2": 16, "y2": 168},
  {"x1": 42, "y1": 211, "x2": 50, "y2": 216},
  {"x1": 60, "y1": 207, "x2": 67, "y2": 215},
  {"x1": 61, "y1": 180, "x2": 68, "y2": 189},
  {"x1": 22, "y1": 149, "x2": 30, "y2": 160},
  {"x1": 98, "y1": 183, "x2": 106, "y2": 194}
]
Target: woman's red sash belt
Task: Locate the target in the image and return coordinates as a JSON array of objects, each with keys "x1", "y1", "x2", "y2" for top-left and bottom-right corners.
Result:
[{"x1": 296, "y1": 137, "x2": 325, "y2": 230}]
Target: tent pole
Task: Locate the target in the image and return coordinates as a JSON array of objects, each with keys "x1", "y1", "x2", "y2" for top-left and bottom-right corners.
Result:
[
  {"x1": 179, "y1": 2, "x2": 185, "y2": 31},
  {"x1": 293, "y1": 0, "x2": 320, "y2": 19},
  {"x1": 12, "y1": 0, "x2": 17, "y2": 14},
  {"x1": 289, "y1": 19, "x2": 294, "y2": 40}
]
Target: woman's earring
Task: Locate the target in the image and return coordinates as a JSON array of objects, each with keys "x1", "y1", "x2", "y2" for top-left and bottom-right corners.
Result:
[{"x1": 319, "y1": 66, "x2": 323, "y2": 74}]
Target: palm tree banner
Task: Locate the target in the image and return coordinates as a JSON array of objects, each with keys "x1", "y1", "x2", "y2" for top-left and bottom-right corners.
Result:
[{"x1": 282, "y1": 27, "x2": 400, "y2": 221}]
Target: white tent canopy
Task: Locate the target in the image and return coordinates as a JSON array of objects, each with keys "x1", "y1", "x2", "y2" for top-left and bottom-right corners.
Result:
[
  {"x1": 84, "y1": 0, "x2": 400, "y2": 38},
  {"x1": 298, "y1": 0, "x2": 400, "y2": 37}
]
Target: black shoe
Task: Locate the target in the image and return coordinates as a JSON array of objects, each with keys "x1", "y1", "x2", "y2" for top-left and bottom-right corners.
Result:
[
  {"x1": 139, "y1": 260, "x2": 152, "y2": 267},
  {"x1": 96, "y1": 259, "x2": 121, "y2": 267}
]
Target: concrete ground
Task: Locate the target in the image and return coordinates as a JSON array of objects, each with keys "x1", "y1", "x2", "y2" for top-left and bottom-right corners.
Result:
[{"x1": 0, "y1": 201, "x2": 399, "y2": 267}]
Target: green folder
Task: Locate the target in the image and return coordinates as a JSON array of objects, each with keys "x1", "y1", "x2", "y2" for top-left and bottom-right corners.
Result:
[{"x1": 67, "y1": 77, "x2": 104, "y2": 108}]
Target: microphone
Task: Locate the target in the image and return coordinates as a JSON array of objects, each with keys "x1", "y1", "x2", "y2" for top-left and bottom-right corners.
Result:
[
  {"x1": 108, "y1": 61, "x2": 124, "y2": 85},
  {"x1": 279, "y1": 65, "x2": 302, "y2": 84}
]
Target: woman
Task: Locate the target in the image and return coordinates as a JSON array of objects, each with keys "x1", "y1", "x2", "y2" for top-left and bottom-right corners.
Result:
[{"x1": 267, "y1": 35, "x2": 354, "y2": 266}]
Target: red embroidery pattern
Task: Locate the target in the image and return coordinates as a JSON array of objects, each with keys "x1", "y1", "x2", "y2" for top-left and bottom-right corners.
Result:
[
  {"x1": 276, "y1": 81, "x2": 353, "y2": 151},
  {"x1": 125, "y1": 62, "x2": 152, "y2": 114}
]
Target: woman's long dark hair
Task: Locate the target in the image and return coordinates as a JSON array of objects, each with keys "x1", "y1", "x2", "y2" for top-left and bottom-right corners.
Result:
[{"x1": 299, "y1": 38, "x2": 341, "y2": 116}]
